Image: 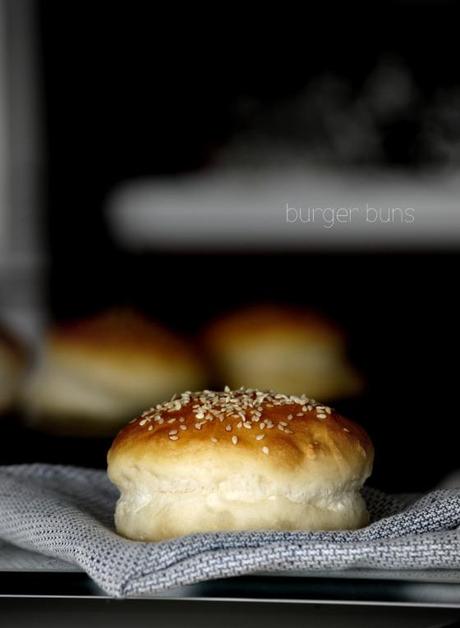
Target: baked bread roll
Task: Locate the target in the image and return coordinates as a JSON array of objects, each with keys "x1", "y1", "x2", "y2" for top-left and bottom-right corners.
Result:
[
  {"x1": 203, "y1": 306, "x2": 362, "y2": 400},
  {"x1": 0, "y1": 325, "x2": 26, "y2": 414},
  {"x1": 22, "y1": 310, "x2": 205, "y2": 435},
  {"x1": 108, "y1": 388, "x2": 373, "y2": 541}
]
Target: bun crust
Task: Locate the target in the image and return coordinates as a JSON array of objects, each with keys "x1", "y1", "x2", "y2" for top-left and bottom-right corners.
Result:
[
  {"x1": 204, "y1": 306, "x2": 345, "y2": 348},
  {"x1": 108, "y1": 388, "x2": 373, "y2": 540}
]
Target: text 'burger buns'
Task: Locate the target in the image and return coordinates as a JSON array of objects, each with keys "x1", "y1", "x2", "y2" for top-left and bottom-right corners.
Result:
[
  {"x1": 203, "y1": 306, "x2": 362, "y2": 400},
  {"x1": 108, "y1": 388, "x2": 373, "y2": 541},
  {"x1": 23, "y1": 310, "x2": 205, "y2": 435}
]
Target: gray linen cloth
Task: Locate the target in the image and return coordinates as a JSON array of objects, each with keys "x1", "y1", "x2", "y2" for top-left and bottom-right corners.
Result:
[{"x1": 0, "y1": 464, "x2": 460, "y2": 597}]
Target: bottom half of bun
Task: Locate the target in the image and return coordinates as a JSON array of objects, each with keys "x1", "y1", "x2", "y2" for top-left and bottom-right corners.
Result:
[
  {"x1": 114, "y1": 485, "x2": 369, "y2": 541},
  {"x1": 21, "y1": 363, "x2": 204, "y2": 435}
]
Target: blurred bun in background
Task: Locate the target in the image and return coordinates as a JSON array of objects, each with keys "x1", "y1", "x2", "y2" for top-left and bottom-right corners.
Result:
[
  {"x1": 0, "y1": 324, "x2": 27, "y2": 415},
  {"x1": 203, "y1": 305, "x2": 362, "y2": 401},
  {"x1": 22, "y1": 309, "x2": 205, "y2": 435}
]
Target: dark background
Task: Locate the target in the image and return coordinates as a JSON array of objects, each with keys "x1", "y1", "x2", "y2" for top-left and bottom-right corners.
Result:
[{"x1": 16, "y1": 1, "x2": 459, "y2": 491}]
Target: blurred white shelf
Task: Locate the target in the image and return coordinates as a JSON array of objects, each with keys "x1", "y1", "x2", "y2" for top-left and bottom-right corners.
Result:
[{"x1": 108, "y1": 167, "x2": 460, "y2": 251}]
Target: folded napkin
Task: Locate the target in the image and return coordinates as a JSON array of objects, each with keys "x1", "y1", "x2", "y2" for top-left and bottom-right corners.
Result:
[{"x1": 1, "y1": 464, "x2": 460, "y2": 597}]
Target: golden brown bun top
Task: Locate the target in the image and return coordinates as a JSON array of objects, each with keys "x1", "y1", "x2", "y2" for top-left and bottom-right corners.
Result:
[
  {"x1": 203, "y1": 305, "x2": 345, "y2": 349},
  {"x1": 108, "y1": 388, "x2": 373, "y2": 486},
  {"x1": 48, "y1": 309, "x2": 198, "y2": 366}
]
